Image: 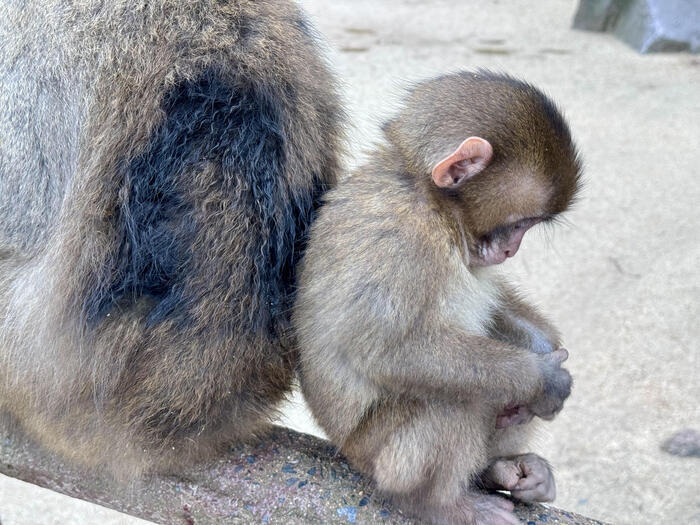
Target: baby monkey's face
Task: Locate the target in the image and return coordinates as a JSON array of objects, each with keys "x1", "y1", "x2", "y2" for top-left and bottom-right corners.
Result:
[{"x1": 469, "y1": 217, "x2": 542, "y2": 267}]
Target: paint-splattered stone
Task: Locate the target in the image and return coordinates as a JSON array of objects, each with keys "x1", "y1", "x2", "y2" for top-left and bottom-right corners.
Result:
[{"x1": 0, "y1": 426, "x2": 607, "y2": 524}]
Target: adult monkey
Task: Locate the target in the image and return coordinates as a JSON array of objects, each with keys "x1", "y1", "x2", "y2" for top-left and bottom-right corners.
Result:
[{"x1": 0, "y1": 0, "x2": 343, "y2": 477}]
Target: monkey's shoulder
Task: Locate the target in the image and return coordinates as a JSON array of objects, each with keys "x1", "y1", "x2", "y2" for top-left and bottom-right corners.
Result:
[{"x1": 313, "y1": 174, "x2": 448, "y2": 263}]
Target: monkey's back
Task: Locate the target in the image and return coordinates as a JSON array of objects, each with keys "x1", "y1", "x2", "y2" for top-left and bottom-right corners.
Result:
[
  {"x1": 0, "y1": 0, "x2": 344, "y2": 477},
  {"x1": 294, "y1": 157, "x2": 457, "y2": 441}
]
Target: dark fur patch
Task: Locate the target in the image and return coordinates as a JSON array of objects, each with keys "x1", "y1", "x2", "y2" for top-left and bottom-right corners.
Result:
[{"x1": 86, "y1": 69, "x2": 324, "y2": 333}]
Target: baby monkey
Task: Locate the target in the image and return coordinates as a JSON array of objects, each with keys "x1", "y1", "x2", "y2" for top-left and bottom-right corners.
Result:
[{"x1": 293, "y1": 71, "x2": 581, "y2": 525}]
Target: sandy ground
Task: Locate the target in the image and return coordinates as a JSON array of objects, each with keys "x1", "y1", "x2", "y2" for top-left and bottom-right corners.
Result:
[{"x1": 1, "y1": 1, "x2": 698, "y2": 524}]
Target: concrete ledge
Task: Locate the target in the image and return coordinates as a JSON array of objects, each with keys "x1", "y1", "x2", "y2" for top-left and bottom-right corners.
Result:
[{"x1": 0, "y1": 426, "x2": 605, "y2": 524}]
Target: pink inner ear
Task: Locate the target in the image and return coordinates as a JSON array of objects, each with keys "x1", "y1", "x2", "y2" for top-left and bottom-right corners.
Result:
[{"x1": 431, "y1": 137, "x2": 493, "y2": 188}]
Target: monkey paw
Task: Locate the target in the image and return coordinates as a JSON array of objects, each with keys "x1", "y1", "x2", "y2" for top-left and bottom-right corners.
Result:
[
  {"x1": 530, "y1": 348, "x2": 572, "y2": 420},
  {"x1": 483, "y1": 453, "x2": 556, "y2": 503}
]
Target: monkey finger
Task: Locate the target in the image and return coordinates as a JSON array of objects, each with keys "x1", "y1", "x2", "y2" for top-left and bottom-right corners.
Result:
[
  {"x1": 482, "y1": 460, "x2": 521, "y2": 490},
  {"x1": 552, "y1": 347, "x2": 569, "y2": 364},
  {"x1": 514, "y1": 473, "x2": 540, "y2": 491},
  {"x1": 537, "y1": 411, "x2": 558, "y2": 421},
  {"x1": 519, "y1": 456, "x2": 538, "y2": 476},
  {"x1": 511, "y1": 483, "x2": 556, "y2": 503},
  {"x1": 510, "y1": 487, "x2": 541, "y2": 502}
]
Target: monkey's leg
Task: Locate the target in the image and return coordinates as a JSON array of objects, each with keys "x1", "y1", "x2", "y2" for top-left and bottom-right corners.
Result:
[
  {"x1": 481, "y1": 452, "x2": 556, "y2": 503},
  {"x1": 344, "y1": 401, "x2": 520, "y2": 525},
  {"x1": 482, "y1": 420, "x2": 556, "y2": 503}
]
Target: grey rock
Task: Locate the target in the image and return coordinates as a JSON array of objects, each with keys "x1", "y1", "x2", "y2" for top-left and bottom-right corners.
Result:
[
  {"x1": 573, "y1": 0, "x2": 700, "y2": 53},
  {"x1": 661, "y1": 429, "x2": 700, "y2": 458},
  {"x1": 573, "y1": 0, "x2": 627, "y2": 32}
]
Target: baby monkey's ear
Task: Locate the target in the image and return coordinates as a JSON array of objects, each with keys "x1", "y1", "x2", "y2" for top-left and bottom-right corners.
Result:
[{"x1": 431, "y1": 136, "x2": 493, "y2": 188}]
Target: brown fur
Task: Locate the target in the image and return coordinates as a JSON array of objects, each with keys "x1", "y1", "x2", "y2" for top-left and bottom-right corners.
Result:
[
  {"x1": 294, "y1": 71, "x2": 582, "y2": 524},
  {"x1": 0, "y1": 0, "x2": 344, "y2": 478}
]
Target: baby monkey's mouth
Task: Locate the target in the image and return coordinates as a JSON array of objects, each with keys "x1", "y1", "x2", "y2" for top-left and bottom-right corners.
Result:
[{"x1": 471, "y1": 217, "x2": 543, "y2": 267}]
